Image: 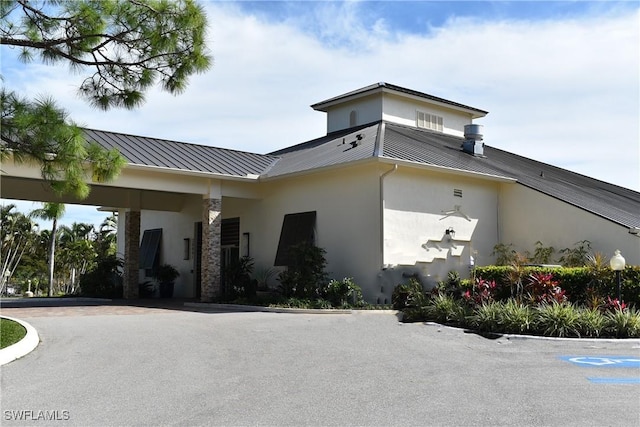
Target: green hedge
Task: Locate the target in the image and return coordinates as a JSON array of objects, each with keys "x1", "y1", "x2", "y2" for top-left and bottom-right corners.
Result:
[{"x1": 473, "y1": 266, "x2": 640, "y2": 307}]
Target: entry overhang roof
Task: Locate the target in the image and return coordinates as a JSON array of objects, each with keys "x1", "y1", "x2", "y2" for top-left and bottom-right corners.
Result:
[{"x1": 84, "y1": 128, "x2": 278, "y2": 178}]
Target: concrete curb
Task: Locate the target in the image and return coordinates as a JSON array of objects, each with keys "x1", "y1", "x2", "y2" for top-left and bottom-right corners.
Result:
[
  {"x1": 0, "y1": 297, "x2": 112, "y2": 307},
  {"x1": 0, "y1": 316, "x2": 40, "y2": 366},
  {"x1": 185, "y1": 302, "x2": 353, "y2": 314},
  {"x1": 420, "y1": 321, "x2": 640, "y2": 344}
]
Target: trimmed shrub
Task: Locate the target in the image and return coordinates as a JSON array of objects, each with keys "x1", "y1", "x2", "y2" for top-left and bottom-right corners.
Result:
[
  {"x1": 79, "y1": 255, "x2": 123, "y2": 298},
  {"x1": 322, "y1": 277, "x2": 364, "y2": 308},
  {"x1": 474, "y1": 265, "x2": 640, "y2": 307},
  {"x1": 277, "y1": 243, "x2": 328, "y2": 299},
  {"x1": 392, "y1": 279, "x2": 427, "y2": 310}
]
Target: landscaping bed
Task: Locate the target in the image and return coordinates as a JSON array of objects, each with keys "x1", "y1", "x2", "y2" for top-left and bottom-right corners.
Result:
[{"x1": 393, "y1": 269, "x2": 640, "y2": 338}]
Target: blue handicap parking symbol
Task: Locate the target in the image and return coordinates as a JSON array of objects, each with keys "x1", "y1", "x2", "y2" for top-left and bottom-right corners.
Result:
[{"x1": 560, "y1": 356, "x2": 640, "y2": 368}]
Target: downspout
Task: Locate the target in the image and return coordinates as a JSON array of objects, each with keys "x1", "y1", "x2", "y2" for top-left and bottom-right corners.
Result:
[{"x1": 379, "y1": 163, "x2": 398, "y2": 268}]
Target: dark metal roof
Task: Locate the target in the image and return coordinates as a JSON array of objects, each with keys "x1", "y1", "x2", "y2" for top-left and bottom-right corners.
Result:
[
  {"x1": 269, "y1": 120, "x2": 639, "y2": 228},
  {"x1": 382, "y1": 123, "x2": 513, "y2": 178},
  {"x1": 81, "y1": 122, "x2": 639, "y2": 229},
  {"x1": 83, "y1": 128, "x2": 278, "y2": 178},
  {"x1": 311, "y1": 82, "x2": 488, "y2": 117},
  {"x1": 265, "y1": 123, "x2": 379, "y2": 177}
]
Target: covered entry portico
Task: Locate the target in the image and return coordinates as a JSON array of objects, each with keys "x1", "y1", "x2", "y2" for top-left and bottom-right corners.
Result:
[{"x1": 1, "y1": 151, "x2": 265, "y2": 302}]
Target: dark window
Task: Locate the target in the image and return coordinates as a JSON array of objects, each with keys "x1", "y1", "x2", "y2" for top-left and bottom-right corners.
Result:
[
  {"x1": 221, "y1": 218, "x2": 240, "y2": 247},
  {"x1": 139, "y1": 228, "x2": 162, "y2": 270},
  {"x1": 274, "y1": 211, "x2": 316, "y2": 266}
]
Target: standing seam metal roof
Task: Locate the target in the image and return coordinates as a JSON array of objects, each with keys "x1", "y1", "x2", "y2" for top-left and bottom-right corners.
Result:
[
  {"x1": 82, "y1": 123, "x2": 639, "y2": 229},
  {"x1": 83, "y1": 128, "x2": 278, "y2": 177},
  {"x1": 268, "y1": 121, "x2": 639, "y2": 228}
]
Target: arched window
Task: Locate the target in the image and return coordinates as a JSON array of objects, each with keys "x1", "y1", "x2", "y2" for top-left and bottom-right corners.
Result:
[{"x1": 349, "y1": 110, "x2": 357, "y2": 127}]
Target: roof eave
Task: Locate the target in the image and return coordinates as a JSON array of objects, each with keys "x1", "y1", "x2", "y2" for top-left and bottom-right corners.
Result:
[
  {"x1": 125, "y1": 163, "x2": 262, "y2": 182},
  {"x1": 259, "y1": 157, "x2": 379, "y2": 182},
  {"x1": 260, "y1": 156, "x2": 516, "y2": 183},
  {"x1": 311, "y1": 83, "x2": 488, "y2": 118},
  {"x1": 378, "y1": 157, "x2": 517, "y2": 183}
]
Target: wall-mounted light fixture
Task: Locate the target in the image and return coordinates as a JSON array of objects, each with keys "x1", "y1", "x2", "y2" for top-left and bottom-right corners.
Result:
[
  {"x1": 445, "y1": 227, "x2": 455, "y2": 240},
  {"x1": 183, "y1": 238, "x2": 190, "y2": 260},
  {"x1": 242, "y1": 232, "x2": 250, "y2": 257}
]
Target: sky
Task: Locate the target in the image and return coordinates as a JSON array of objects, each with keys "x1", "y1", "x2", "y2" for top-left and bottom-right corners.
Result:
[{"x1": 1, "y1": 0, "x2": 639, "y2": 230}]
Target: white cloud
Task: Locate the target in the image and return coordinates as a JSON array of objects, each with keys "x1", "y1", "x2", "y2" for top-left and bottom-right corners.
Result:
[{"x1": 2, "y1": 1, "x2": 638, "y2": 223}]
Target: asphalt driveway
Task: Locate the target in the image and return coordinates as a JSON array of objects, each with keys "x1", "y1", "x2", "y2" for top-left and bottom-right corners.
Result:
[{"x1": 1, "y1": 302, "x2": 639, "y2": 426}]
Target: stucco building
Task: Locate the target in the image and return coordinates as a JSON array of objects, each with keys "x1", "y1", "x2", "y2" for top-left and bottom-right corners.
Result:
[{"x1": 3, "y1": 83, "x2": 639, "y2": 302}]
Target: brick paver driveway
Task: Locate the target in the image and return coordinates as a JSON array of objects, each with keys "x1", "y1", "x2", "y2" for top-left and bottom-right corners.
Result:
[{"x1": 1, "y1": 299, "x2": 639, "y2": 426}]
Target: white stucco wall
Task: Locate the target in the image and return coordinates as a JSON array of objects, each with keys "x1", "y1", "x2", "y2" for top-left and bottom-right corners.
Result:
[
  {"x1": 325, "y1": 92, "x2": 474, "y2": 137},
  {"x1": 326, "y1": 96, "x2": 382, "y2": 132},
  {"x1": 382, "y1": 167, "x2": 500, "y2": 287},
  {"x1": 381, "y1": 93, "x2": 472, "y2": 137},
  {"x1": 137, "y1": 194, "x2": 202, "y2": 298},
  {"x1": 500, "y1": 184, "x2": 640, "y2": 265},
  {"x1": 254, "y1": 164, "x2": 382, "y2": 301}
]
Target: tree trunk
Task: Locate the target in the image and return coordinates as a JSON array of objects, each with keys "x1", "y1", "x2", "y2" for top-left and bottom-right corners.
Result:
[{"x1": 48, "y1": 218, "x2": 57, "y2": 297}]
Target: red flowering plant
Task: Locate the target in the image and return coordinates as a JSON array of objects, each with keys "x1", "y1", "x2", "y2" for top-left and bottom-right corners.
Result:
[
  {"x1": 525, "y1": 272, "x2": 567, "y2": 305},
  {"x1": 463, "y1": 278, "x2": 498, "y2": 306},
  {"x1": 603, "y1": 296, "x2": 627, "y2": 312}
]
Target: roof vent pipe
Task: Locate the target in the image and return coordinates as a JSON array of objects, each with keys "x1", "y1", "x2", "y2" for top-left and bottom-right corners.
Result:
[{"x1": 462, "y1": 124, "x2": 484, "y2": 156}]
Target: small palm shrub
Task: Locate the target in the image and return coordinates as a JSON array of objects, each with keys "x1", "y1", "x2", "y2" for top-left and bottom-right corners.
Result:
[
  {"x1": 605, "y1": 308, "x2": 640, "y2": 338},
  {"x1": 500, "y1": 300, "x2": 535, "y2": 334},
  {"x1": 428, "y1": 294, "x2": 468, "y2": 325},
  {"x1": 535, "y1": 302, "x2": 581, "y2": 338},
  {"x1": 577, "y1": 308, "x2": 607, "y2": 338},
  {"x1": 470, "y1": 301, "x2": 504, "y2": 333}
]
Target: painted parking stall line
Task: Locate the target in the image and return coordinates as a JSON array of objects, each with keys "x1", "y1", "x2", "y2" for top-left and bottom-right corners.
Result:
[
  {"x1": 587, "y1": 377, "x2": 640, "y2": 384},
  {"x1": 560, "y1": 356, "x2": 640, "y2": 385}
]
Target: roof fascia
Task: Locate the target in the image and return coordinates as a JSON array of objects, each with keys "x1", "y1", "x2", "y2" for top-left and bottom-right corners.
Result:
[
  {"x1": 377, "y1": 158, "x2": 517, "y2": 183},
  {"x1": 311, "y1": 84, "x2": 380, "y2": 111},
  {"x1": 125, "y1": 163, "x2": 261, "y2": 182},
  {"x1": 258, "y1": 157, "x2": 378, "y2": 182},
  {"x1": 383, "y1": 89, "x2": 487, "y2": 119},
  {"x1": 259, "y1": 156, "x2": 516, "y2": 183},
  {"x1": 312, "y1": 84, "x2": 487, "y2": 118}
]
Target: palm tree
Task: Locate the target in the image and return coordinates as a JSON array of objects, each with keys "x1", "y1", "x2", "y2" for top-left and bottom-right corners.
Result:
[
  {"x1": 1, "y1": 204, "x2": 39, "y2": 294},
  {"x1": 59, "y1": 222, "x2": 96, "y2": 293},
  {"x1": 31, "y1": 202, "x2": 66, "y2": 296},
  {"x1": 95, "y1": 214, "x2": 118, "y2": 258}
]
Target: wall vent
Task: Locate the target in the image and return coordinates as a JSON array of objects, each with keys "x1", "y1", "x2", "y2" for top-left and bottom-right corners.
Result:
[{"x1": 453, "y1": 189, "x2": 463, "y2": 198}]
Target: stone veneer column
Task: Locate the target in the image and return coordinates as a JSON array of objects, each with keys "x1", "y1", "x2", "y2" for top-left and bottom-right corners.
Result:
[
  {"x1": 123, "y1": 210, "x2": 140, "y2": 299},
  {"x1": 201, "y1": 198, "x2": 222, "y2": 302}
]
